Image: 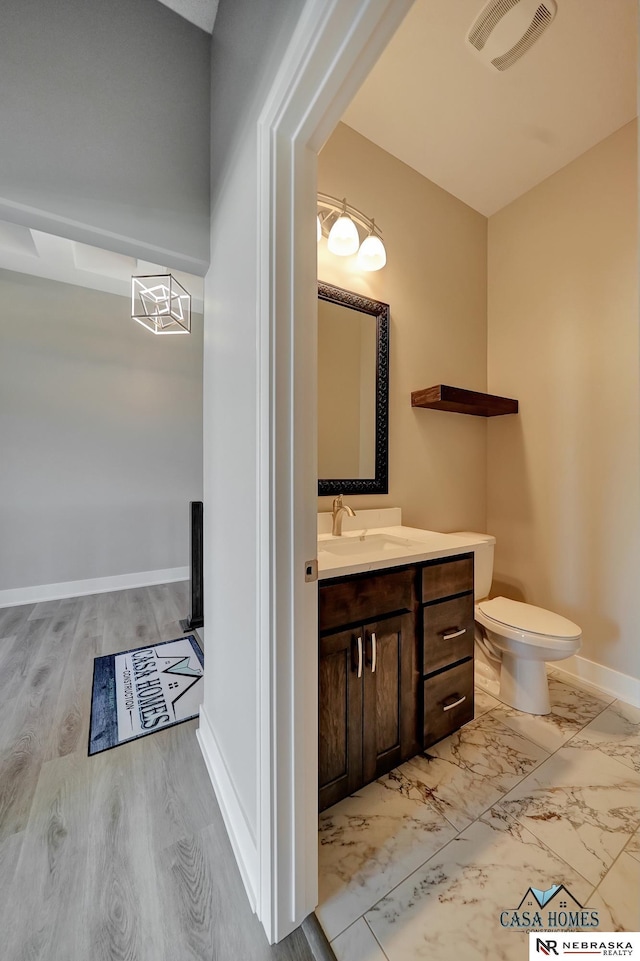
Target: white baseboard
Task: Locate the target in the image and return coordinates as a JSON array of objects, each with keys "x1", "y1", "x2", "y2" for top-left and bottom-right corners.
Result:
[
  {"x1": 552, "y1": 655, "x2": 640, "y2": 708},
  {"x1": 0, "y1": 566, "x2": 189, "y2": 608},
  {"x1": 196, "y1": 705, "x2": 258, "y2": 911}
]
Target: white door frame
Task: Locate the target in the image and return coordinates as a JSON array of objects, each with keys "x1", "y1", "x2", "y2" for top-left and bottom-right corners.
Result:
[{"x1": 256, "y1": 0, "x2": 414, "y2": 942}]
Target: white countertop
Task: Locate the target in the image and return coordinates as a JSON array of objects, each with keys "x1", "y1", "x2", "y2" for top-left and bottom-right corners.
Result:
[{"x1": 317, "y1": 525, "x2": 490, "y2": 580}]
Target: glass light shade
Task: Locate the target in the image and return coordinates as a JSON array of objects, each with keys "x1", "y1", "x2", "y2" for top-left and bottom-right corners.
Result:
[
  {"x1": 357, "y1": 234, "x2": 387, "y2": 271},
  {"x1": 327, "y1": 214, "x2": 359, "y2": 256},
  {"x1": 317, "y1": 215, "x2": 322, "y2": 242},
  {"x1": 131, "y1": 274, "x2": 191, "y2": 334}
]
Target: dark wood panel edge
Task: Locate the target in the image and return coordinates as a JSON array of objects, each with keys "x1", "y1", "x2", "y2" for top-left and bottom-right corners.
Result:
[
  {"x1": 422, "y1": 588, "x2": 474, "y2": 607},
  {"x1": 320, "y1": 560, "x2": 420, "y2": 587},
  {"x1": 423, "y1": 654, "x2": 474, "y2": 680},
  {"x1": 420, "y1": 552, "x2": 474, "y2": 568},
  {"x1": 319, "y1": 606, "x2": 414, "y2": 637}
]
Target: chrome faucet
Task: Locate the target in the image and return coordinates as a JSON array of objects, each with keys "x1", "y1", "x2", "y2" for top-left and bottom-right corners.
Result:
[{"x1": 331, "y1": 494, "x2": 356, "y2": 536}]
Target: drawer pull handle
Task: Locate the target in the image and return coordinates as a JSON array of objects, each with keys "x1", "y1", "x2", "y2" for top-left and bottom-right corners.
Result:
[
  {"x1": 442, "y1": 627, "x2": 466, "y2": 641},
  {"x1": 442, "y1": 694, "x2": 466, "y2": 712},
  {"x1": 356, "y1": 636, "x2": 363, "y2": 678},
  {"x1": 371, "y1": 632, "x2": 377, "y2": 674}
]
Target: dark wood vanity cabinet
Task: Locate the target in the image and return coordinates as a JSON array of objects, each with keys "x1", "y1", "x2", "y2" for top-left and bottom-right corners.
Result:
[
  {"x1": 421, "y1": 554, "x2": 475, "y2": 748},
  {"x1": 318, "y1": 552, "x2": 476, "y2": 811},
  {"x1": 318, "y1": 569, "x2": 419, "y2": 811}
]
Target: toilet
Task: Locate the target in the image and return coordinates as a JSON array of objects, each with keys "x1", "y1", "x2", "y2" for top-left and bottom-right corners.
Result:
[{"x1": 454, "y1": 532, "x2": 582, "y2": 715}]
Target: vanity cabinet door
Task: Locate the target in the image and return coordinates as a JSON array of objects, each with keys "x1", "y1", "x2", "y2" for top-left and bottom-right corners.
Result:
[
  {"x1": 319, "y1": 628, "x2": 364, "y2": 812},
  {"x1": 362, "y1": 612, "x2": 419, "y2": 784}
]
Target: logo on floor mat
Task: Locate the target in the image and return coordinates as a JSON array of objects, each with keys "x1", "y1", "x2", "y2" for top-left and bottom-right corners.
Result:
[
  {"x1": 499, "y1": 883, "x2": 599, "y2": 930},
  {"x1": 118, "y1": 643, "x2": 203, "y2": 738}
]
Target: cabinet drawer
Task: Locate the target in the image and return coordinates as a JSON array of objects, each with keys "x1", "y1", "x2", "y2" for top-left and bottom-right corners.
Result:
[
  {"x1": 421, "y1": 555, "x2": 473, "y2": 603},
  {"x1": 423, "y1": 593, "x2": 474, "y2": 674},
  {"x1": 319, "y1": 568, "x2": 415, "y2": 632},
  {"x1": 423, "y1": 660, "x2": 474, "y2": 748}
]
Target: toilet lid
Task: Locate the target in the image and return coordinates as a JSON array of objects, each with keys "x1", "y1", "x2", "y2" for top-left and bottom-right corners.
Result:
[{"x1": 477, "y1": 597, "x2": 581, "y2": 639}]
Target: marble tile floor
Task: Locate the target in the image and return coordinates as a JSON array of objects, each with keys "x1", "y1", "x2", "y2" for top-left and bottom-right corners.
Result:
[{"x1": 317, "y1": 674, "x2": 640, "y2": 961}]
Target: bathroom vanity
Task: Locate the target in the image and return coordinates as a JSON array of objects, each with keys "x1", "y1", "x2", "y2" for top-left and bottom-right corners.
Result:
[
  {"x1": 318, "y1": 564, "x2": 418, "y2": 811},
  {"x1": 317, "y1": 514, "x2": 483, "y2": 811}
]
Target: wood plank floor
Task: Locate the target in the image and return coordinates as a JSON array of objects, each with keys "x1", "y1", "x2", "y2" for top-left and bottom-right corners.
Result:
[{"x1": 0, "y1": 583, "x2": 314, "y2": 961}]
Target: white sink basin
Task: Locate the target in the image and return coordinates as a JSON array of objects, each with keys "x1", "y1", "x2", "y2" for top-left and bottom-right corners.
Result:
[
  {"x1": 318, "y1": 532, "x2": 421, "y2": 556},
  {"x1": 316, "y1": 517, "x2": 491, "y2": 579}
]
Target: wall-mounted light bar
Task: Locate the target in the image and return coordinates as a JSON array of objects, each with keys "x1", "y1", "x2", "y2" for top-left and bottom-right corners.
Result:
[{"x1": 317, "y1": 193, "x2": 387, "y2": 271}]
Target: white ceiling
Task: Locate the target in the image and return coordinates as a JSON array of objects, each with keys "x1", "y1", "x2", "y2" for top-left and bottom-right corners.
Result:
[
  {"x1": 156, "y1": 0, "x2": 218, "y2": 33},
  {"x1": 0, "y1": 221, "x2": 204, "y2": 311},
  {"x1": 342, "y1": 0, "x2": 638, "y2": 215}
]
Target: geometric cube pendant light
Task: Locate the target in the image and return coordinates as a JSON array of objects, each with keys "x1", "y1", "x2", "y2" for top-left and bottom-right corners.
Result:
[{"x1": 131, "y1": 274, "x2": 191, "y2": 334}]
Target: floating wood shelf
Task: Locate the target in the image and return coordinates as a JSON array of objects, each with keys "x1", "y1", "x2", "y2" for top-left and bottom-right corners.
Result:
[{"x1": 411, "y1": 385, "x2": 518, "y2": 417}]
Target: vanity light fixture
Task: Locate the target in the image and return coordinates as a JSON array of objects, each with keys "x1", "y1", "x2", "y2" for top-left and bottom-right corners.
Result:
[
  {"x1": 317, "y1": 192, "x2": 387, "y2": 271},
  {"x1": 326, "y1": 197, "x2": 360, "y2": 256},
  {"x1": 357, "y1": 221, "x2": 386, "y2": 272},
  {"x1": 131, "y1": 273, "x2": 191, "y2": 334}
]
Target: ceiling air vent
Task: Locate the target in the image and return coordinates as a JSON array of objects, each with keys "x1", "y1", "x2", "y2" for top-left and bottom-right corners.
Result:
[{"x1": 466, "y1": 0, "x2": 558, "y2": 71}]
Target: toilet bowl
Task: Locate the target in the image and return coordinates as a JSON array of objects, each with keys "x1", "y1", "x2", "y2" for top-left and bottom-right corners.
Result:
[{"x1": 453, "y1": 533, "x2": 582, "y2": 715}]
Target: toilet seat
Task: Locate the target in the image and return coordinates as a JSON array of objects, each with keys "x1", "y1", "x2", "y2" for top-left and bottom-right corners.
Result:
[{"x1": 476, "y1": 596, "x2": 581, "y2": 651}]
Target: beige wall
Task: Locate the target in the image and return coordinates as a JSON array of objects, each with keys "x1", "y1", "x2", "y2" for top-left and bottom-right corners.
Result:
[
  {"x1": 318, "y1": 123, "x2": 488, "y2": 532},
  {"x1": 487, "y1": 121, "x2": 639, "y2": 679}
]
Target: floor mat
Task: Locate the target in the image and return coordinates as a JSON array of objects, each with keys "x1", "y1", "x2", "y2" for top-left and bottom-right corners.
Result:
[{"x1": 89, "y1": 635, "x2": 204, "y2": 755}]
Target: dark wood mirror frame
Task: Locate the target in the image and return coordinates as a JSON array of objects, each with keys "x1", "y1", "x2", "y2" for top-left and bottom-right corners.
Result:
[{"x1": 318, "y1": 281, "x2": 389, "y2": 496}]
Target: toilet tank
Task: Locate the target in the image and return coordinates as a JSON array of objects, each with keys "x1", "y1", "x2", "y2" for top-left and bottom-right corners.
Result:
[{"x1": 452, "y1": 532, "x2": 495, "y2": 601}]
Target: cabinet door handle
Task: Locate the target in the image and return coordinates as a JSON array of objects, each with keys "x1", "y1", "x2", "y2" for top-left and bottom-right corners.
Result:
[
  {"x1": 356, "y1": 636, "x2": 363, "y2": 678},
  {"x1": 442, "y1": 694, "x2": 466, "y2": 712},
  {"x1": 370, "y1": 632, "x2": 377, "y2": 674},
  {"x1": 442, "y1": 627, "x2": 466, "y2": 641}
]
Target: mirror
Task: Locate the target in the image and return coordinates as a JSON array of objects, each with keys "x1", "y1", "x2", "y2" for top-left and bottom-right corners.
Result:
[{"x1": 318, "y1": 282, "x2": 389, "y2": 496}]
